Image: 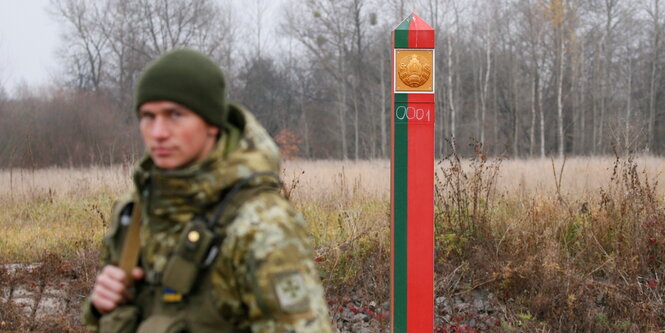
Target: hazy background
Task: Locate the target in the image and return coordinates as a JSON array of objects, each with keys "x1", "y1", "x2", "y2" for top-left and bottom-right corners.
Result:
[
  {"x1": 1, "y1": 0, "x2": 665, "y2": 168},
  {"x1": 0, "y1": 0, "x2": 286, "y2": 92},
  {"x1": 0, "y1": 0, "x2": 62, "y2": 91}
]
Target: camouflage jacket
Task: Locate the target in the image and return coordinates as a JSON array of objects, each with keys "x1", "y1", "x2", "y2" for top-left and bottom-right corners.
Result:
[{"x1": 82, "y1": 105, "x2": 332, "y2": 333}]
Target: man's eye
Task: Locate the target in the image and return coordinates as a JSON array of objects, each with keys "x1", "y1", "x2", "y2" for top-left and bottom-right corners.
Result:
[
  {"x1": 140, "y1": 113, "x2": 155, "y2": 120},
  {"x1": 171, "y1": 111, "x2": 183, "y2": 118}
]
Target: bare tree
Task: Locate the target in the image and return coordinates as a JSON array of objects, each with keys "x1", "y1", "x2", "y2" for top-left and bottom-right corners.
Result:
[
  {"x1": 444, "y1": 0, "x2": 466, "y2": 152},
  {"x1": 51, "y1": 0, "x2": 108, "y2": 91},
  {"x1": 545, "y1": 0, "x2": 570, "y2": 158},
  {"x1": 282, "y1": 0, "x2": 358, "y2": 159},
  {"x1": 645, "y1": 0, "x2": 662, "y2": 152},
  {"x1": 51, "y1": 0, "x2": 235, "y2": 113},
  {"x1": 516, "y1": 0, "x2": 542, "y2": 157},
  {"x1": 468, "y1": 1, "x2": 495, "y2": 148}
]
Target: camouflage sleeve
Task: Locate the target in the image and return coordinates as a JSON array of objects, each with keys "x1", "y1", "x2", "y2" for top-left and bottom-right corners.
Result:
[
  {"x1": 224, "y1": 192, "x2": 333, "y2": 333},
  {"x1": 81, "y1": 297, "x2": 102, "y2": 332},
  {"x1": 80, "y1": 193, "x2": 135, "y2": 331}
]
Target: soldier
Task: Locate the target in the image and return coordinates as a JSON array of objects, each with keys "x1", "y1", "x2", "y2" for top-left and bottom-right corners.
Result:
[{"x1": 81, "y1": 49, "x2": 333, "y2": 332}]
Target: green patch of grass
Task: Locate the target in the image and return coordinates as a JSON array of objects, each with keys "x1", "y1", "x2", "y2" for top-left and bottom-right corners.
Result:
[{"x1": 0, "y1": 192, "x2": 114, "y2": 262}]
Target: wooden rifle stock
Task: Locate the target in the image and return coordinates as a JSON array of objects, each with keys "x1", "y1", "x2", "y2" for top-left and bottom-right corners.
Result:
[{"x1": 118, "y1": 201, "x2": 142, "y2": 283}]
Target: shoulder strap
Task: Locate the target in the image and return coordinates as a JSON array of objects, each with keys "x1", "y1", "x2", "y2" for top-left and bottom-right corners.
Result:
[
  {"x1": 194, "y1": 172, "x2": 279, "y2": 269},
  {"x1": 207, "y1": 171, "x2": 280, "y2": 230}
]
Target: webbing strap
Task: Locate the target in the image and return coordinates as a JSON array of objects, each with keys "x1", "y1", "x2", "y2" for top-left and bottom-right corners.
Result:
[
  {"x1": 208, "y1": 171, "x2": 280, "y2": 229},
  {"x1": 119, "y1": 200, "x2": 142, "y2": 283}
]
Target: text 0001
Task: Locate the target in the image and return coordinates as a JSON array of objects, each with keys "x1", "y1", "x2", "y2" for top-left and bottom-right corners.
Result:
[{"x1": 395, "y1": 105, "x2": 433, "y2": 123}]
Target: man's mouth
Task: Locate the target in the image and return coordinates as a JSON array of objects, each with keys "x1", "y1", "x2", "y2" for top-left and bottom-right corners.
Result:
[{"x1": 152, "y1": 147, "x2": 174, "y2": 156}]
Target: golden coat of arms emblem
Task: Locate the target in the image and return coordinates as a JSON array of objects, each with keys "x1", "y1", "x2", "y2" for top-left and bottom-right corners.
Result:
[
  {"x1": 394, "y1": 50, "x2": 434, "y2": 92},
  {"x1": 399, "y1": 55, "x2": 431, "y2": 87}
]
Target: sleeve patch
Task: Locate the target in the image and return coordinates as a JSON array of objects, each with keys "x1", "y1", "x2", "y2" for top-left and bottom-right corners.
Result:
[{"x1": 272, "y1": 270, "x2": 311, "y2": 314}]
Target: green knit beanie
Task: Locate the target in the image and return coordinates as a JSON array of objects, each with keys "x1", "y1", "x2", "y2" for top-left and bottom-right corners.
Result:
[{"x1": 135, "y1": 49, "x2": 227, "y2": 127}]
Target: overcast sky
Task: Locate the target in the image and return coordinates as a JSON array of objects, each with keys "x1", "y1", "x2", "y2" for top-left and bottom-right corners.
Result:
[
  {"x1": 0, "y1": 0, "x2": 286, "y2": 95},
  {"x1": 0, "y1": 0, "x2": 61, "y2": 93}
]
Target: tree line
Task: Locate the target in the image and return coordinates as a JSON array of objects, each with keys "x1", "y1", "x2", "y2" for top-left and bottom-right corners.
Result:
[{"x1": 1, "y1": 0, "x2": 664, "y2": 168}]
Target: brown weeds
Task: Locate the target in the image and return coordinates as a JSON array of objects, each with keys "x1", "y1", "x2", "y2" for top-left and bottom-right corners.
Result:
[
  {"x1": 0, "y1": 250, "x2": 99, "y2": 332},
  {"x1": 435, "y1": 139, "x2": 503, "y2": 260},
  {"x1": 434, "y1": 145, "x2": 665, "y2": 331}
]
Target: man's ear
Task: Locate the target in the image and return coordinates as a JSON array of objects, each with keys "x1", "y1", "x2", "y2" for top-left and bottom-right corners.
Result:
[{"x1": 208, "y1": 125, "x2": 220, "y2": 138}]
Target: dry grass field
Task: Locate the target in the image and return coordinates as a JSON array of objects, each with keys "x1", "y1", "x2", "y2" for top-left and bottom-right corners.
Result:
[{"x1": 1, "y1": 153, "x2": 664, "y2": 331}]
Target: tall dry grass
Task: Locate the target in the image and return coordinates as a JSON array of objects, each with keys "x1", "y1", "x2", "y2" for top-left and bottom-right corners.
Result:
[
  {"x1": 283, "y1": 156, "x2": 665, "y2": 203},
  {"x1": 0, "y1": 165, "x2": 133, "y2": 261},
  {"x1": 0, "y1": 164, "x2": 134, "y2": 200},
  {"x1": 3, "y1": 156, "x2": 663, "y2": 205}
]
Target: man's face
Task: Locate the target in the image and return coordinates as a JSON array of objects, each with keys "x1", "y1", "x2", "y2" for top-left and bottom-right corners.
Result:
[{"x1": 139, "y1": 101, "x2": 219, "y2": 170}]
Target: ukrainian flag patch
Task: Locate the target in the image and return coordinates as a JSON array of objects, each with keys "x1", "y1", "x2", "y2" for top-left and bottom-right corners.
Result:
[{"x1": 163, "y1": 287, "x2": 183, "y2": 303}]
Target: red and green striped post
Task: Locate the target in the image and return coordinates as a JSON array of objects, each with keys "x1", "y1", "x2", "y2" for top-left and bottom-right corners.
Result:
[{"x1": 390, "y1": 13, "x2": 435, "y2": 333}]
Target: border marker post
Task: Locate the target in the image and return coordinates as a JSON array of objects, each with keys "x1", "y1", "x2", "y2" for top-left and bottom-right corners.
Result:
[{"x1": 390, "y1": 13, "x2": 435, "y2": 333}]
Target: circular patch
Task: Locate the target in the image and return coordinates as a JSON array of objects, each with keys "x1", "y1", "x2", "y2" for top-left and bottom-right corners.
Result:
[{"x1": 187, "y1": 230, "x2": 200, "y2": 243}]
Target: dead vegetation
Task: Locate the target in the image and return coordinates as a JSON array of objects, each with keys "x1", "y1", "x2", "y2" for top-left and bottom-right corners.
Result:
[
  {"x1": 0, "y1": 250, "x2": 98, "y2": 332},
  {"x1": 434, "y1": 143, "x2": 664, "y2": 332},
  {"x1": 1, "y1": 153, "x2": 664, "y2": 331}
]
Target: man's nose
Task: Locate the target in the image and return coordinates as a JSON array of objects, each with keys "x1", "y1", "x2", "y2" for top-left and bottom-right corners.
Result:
[{"x1": 150, "y1": 116, "x2": 170, "y2": 139}]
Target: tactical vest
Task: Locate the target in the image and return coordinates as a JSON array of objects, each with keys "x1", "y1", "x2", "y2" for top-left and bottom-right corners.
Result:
[{"x1": 99, "y1": 174, "x2": 279, "y2": 333}]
